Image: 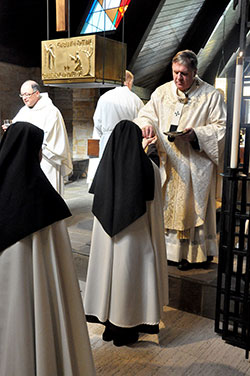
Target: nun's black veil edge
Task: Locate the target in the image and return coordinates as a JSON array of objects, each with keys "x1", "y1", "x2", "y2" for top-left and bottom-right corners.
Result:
[
  {"x1": 0, "y1": 121, "x2": 71, "y2": 252},
  {"x1": 90, "y1": 120, "x2": 155, "y2": 237}
]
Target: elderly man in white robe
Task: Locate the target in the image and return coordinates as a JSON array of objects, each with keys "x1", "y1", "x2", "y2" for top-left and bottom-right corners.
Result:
[
  {"x1": 87, "y1": 70, "x2": 144, "y2": 186},
  {"x1": 11, "y1": 80, "x2": 72, "y2": 195},
  {"x1": 134, "y1": 50, "x2": 226, "y2": 270}
]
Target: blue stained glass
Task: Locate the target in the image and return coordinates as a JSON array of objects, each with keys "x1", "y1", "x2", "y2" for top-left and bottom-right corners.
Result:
[
  {"x1": 105, "y1": 0, "x2": 121, "y2": 8},
  {"x1": 85, "y1": 0, "x2": 99, "y2": 24},
  {"x1": 81, "y1": 0, "x2": 131, "y2": 34}
]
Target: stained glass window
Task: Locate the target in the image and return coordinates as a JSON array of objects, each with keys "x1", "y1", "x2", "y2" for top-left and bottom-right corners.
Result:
[{"x1": 81, "y1": 0, "x2": 131, "y2": 34}]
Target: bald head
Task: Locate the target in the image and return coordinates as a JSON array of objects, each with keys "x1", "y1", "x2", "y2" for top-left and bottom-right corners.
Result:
[{"x1": 20, "y1": 80, "x2": 41, "y2": 108}]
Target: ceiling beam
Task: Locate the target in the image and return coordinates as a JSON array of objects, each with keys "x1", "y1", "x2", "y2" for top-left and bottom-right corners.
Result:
[{"x1": 157, "y1": 0, "x2": 231, "y2": 87}]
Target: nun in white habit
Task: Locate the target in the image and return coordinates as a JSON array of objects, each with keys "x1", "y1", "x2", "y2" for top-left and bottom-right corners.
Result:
[
  {"x1": 0, "y1": 122, "x2": 95, "y2": 376},
  {"x1": 85, "y1": 120, "x2": 168, "y2": 347}
]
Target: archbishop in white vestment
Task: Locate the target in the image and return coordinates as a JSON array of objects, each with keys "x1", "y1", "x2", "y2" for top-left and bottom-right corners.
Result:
[
  {"x1": 13, "y1": 90, "x2": 72, "y2": 195},
  {"x1": 134, "y1": 50, "x2": 226, "y2": 267},
  {"x1": 0, "y1": 122, "x2": 95, "y2": 376},
  {"x1": 85, "y1": 120, "x2": 168, "y2": 347}
]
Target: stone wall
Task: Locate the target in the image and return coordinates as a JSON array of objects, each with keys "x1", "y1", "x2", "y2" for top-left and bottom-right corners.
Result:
[
  {"x1": 72, "y1": 88, "x2": 99, "y2": 161},
  {"x1": 48, "y1": 86, "x2": 74, "y2": 150}
]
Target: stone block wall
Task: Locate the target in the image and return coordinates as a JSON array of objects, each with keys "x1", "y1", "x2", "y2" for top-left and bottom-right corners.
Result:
[
  {"x1": 72, "y1": 88, "x2": 99, "y2": 161},
  {"x1": 48, "y1": 86, "x2": 74, "y2": 149}
]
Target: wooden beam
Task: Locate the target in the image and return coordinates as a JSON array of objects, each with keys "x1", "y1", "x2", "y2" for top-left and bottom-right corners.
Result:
[{"x1": 56, "y1": 0, "x2": 68, "y2": 32}]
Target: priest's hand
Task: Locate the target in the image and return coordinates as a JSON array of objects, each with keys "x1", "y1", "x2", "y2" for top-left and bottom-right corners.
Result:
[
  {"x1": 142, "y1": 125, "x2": 155, "y2": 138},
  {"x1": 179, "y1": 128, "x2": 196, "y2": 142}
]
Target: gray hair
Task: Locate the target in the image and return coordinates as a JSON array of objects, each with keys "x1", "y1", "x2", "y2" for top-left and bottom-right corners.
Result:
[
  {"x1": 31, "y1": 82, "x2": 41, "y2": 93},
  {"x1": 172, "y1": 50, "x2": 198, "y2": 72}
]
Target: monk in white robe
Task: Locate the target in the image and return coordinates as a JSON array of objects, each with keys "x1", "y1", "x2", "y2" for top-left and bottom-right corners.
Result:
[
  {"x1": 0, "y1": 122, "x2": 95, "y2": 376},
  {"x1": 85, "y1": 120, "x2": 168, "y2": 346},
  {"x1": 12, "y1": 80, "x2": 72, "y2": 195},
  {"x1": 87, "y1": 70, "x2": 144, "y2": 186},
  {"x1": 134, "y1": 50, "x2": 226, "y2": 270}
]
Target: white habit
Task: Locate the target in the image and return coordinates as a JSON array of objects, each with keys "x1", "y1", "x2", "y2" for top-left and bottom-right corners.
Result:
[
  {"x1": 84, "y1": 162, "x2": 168, "y2": 328},
  {"x1": 13, "y1": 93, "x2": 73, "y2": 195},
  {"x1": 134, "y1": 77, "x2": 227, "y2": 263},
  {"x1": 87, "y1": 86, "x2": 144, "y2": 185},
  {"x1": 0, "y1": 220, "x2": 96, "y2": 376}
]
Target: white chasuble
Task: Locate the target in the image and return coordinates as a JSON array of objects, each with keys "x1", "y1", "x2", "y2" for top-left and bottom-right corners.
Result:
[{"x1": 134, "y1": 77, "x2": 226, "y2": 262}]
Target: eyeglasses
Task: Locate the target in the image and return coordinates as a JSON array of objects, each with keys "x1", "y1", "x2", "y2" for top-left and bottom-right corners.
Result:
[{"x1": 19, "y1": 91, "x2": 37, "y2": 99}]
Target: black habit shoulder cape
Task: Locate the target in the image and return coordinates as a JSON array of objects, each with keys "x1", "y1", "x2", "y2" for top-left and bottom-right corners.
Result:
[
  {"x1": 89, "y1": 120, "x2": 155, "y2": 237},
  {"x1": 0, "y1": 121, "x2": 71, "y2": 252}
]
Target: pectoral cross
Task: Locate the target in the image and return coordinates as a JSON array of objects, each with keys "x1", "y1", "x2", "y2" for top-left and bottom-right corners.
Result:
[{"x1": 56, "y1": 0, "x2": 68, "y2": 31}]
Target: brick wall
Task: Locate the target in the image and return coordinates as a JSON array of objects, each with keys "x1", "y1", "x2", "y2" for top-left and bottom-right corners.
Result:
[
  {"x1": 0, "y1": 62, "x2": 41, "y2": 122},
  {"x1": 0, "y1": 61, "x2": 99, "y2": 162}
]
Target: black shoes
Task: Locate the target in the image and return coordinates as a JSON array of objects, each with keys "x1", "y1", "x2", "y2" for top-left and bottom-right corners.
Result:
[
  {"x1": 176, "y1": 256, "x2": 214, "y2": 271},
  {"x1": 167, "y1": 260, "x2": 179, "y2": 266},
  {"x1": 102, "y1": 327, "x2": 113, "y2": 342},
  {"x1": 102, "y1": 326, "x2": 139, "y2": 346},
  {"x1": 177, "y1": 259, "x2": 191, "y2": 271},
  {"x1": 113, "y1": 332, "x2": 139, "y2": 347}
]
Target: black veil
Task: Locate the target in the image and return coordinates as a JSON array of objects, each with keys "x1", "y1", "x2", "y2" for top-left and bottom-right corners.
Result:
[
  {"x1": 89, "y1": 120, "x2": 155, "y2": 237},
  {"x1": 0, "y1": 121, "x2": 71, "y2": 252}
]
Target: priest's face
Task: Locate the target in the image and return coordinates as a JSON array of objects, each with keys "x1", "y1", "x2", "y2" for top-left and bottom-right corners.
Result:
[
  {"x1": 172, "y1": 62, "x2": 196, "y2": 92},
  {"x1": 20, "y1": 82, "x2": 40, "y2": 108}
]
